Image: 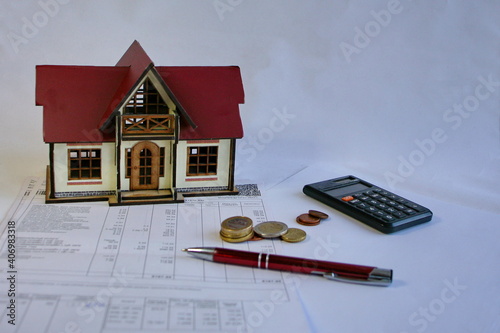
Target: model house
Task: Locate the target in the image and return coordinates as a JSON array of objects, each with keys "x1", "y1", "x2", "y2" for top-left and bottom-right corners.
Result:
[{"x1": 36, "y1": 41, "x2": 245, "y2": 205}]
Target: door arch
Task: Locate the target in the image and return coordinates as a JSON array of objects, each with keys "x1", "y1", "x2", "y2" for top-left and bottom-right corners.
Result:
[{"x1": 130, "y1": 141, "x2": 160, "y2": 190}]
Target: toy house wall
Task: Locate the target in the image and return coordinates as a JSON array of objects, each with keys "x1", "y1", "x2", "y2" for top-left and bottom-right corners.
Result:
[
  {"x1": 52, "y1": 143, "x2": 117, "y2": 197},
  {"x1": 175, "y1": 139, "x2": 233, "y2": 191}
]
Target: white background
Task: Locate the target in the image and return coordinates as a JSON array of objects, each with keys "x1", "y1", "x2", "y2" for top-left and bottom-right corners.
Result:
[{"x1": 0, "y1": 1, "x2": 499, "y2": 332}]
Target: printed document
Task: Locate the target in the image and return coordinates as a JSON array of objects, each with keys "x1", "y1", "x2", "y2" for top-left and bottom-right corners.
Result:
[{"x1": 0, "y1": 178, "x2": 310, "y2": 332}]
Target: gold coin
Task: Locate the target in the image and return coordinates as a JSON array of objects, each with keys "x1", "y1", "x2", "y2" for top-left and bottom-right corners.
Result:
[
  {"x1": 281, "y1": 228, "x2": 307, "y2": 243},
  {"x1": 221, "y1": 216, "x2": 253, "y2": 230},
  {"x1": 308, "y1": 210, "x2": 329, "y2": 220},
  {"x1": 220, "y1": 227, "x2": 253, "y2": 239},
  {"x1": 220, "y1": 216, "x2": 253, "y2": 238},
  {"x1": 220, "y1": 230, "x2": 255, "y2": 243},
  {"x1": 253, "y1": 221, "x2": 288, "y2": 238}
]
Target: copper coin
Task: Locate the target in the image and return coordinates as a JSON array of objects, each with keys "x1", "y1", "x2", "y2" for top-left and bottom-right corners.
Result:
[
  {"x1": 296, "y1": 218, "x2": 320, "y2": 226},
  {"x1": 296, "y1": 213, "x2": 320, "y2": 224},
  {"x1": 249, "y1": 234, "x2": 264, "y2": 241},
  {"x1": 308, "y1": 210, "x2": 329, "y2": 220}
]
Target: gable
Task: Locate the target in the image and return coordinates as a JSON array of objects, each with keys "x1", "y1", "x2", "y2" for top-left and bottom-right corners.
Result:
[
  {"x1": 124, "y1": 77, "x2": 171, "y2": 115},
  {"x1": 98, "y1": 41, "x2": 155, "y2": 130}
]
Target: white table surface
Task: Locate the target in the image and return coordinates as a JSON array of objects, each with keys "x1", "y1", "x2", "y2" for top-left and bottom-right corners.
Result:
[{"x1": 1, "y1": 1, "x2": 499, "y2": 332}]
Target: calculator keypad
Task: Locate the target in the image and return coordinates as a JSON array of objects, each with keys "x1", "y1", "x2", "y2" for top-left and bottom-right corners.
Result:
[{"x1": 341, "y1": 189, "x2": 424, "y2": 223}]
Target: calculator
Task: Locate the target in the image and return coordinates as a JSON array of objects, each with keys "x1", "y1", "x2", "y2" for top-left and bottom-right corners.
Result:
[{"x1": 303, "y1": 175, "x2": 433, "y2": 233}]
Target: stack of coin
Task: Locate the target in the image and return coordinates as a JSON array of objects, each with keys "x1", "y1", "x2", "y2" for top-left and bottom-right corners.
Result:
[
  {"x1": 296, "y1": 210, "x2": 329, "y2": 226},
  {"x1": 220, "y1": 216, "x2": 254, "y2": 243},
  {"x1": 219, "y1": 218, "x2": 308, "y2": 243}
]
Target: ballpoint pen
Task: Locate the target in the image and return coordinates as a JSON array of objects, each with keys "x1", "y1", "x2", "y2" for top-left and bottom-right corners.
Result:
[{"x1": 182, "y1": 247, "x2": 392, "y2": 286}]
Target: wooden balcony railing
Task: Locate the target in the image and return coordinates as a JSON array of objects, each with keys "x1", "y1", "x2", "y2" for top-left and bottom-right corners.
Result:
[{"x1": 122, "y1": 115, "x2": 175, "y2": 135}]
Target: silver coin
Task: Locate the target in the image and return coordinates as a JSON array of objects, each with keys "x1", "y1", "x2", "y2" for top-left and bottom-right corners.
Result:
[{"x1": 253, "y1": 221, "x2": 289, "y2": 238}]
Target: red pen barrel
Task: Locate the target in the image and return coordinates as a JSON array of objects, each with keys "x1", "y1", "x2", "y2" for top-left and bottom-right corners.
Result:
[
  {"x1": 213, "y1": 248, "x2": 376, "y2": 279},
  {"x1": 267, "y1": 254, "x2": 375, "y2": 279},
  {"x1": 214, "y1": 248, "x2": 262, "y2": 267}
]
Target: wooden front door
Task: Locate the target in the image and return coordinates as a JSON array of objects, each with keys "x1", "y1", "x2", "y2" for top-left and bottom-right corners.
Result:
[{"x1": 130, "y1": 141, "x2": 160, "y2": 190}]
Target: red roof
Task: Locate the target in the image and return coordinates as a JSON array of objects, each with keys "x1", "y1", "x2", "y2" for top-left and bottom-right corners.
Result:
[
  {"x1": 157, "y1": 66, "x2": 244, "y2": 140},
  {"x1": 36, "y1": 41, "x2": 244, "y2": 143},
  {"x1": 36, "y1": 65, "x2": 128, "y2": 142}
]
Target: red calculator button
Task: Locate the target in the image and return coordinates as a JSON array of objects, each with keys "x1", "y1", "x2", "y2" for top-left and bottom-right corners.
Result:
[{"x1": 342, "y1": 196, "x2": 355, "y2": 202}]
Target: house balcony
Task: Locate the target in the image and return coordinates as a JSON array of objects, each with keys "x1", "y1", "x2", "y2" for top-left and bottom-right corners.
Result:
[{"x1": 122, "y1": 114, "x2": 175, "y2": 137}]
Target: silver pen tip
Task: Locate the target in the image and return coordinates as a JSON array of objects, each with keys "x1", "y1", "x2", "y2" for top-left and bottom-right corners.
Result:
[{"x1": 181, "y1": 248, "x2": 188, "y2": 252}]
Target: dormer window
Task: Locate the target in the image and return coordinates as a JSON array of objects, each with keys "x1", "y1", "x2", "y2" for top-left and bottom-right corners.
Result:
[
  {"x1": 122, "y1": 78, "x2": 175, "y2": 135},
  {"x1": 125, "y1": 78, "x2": 168, "y2": 114}
]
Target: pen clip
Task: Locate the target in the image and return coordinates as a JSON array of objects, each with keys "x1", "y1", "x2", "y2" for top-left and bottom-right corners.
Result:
[{"x1": 322, "y1": 268, "x2": 393, "y2": 287}]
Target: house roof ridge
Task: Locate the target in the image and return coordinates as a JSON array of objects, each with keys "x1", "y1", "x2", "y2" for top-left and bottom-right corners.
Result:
[{"x1": 98, "y1": 41, "x2": 156, "y2": 130}]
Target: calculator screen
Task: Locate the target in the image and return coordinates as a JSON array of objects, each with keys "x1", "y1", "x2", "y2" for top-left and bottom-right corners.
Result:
[{"x1": 325, "y1": 183, "x2": 370, "y2": 197}]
